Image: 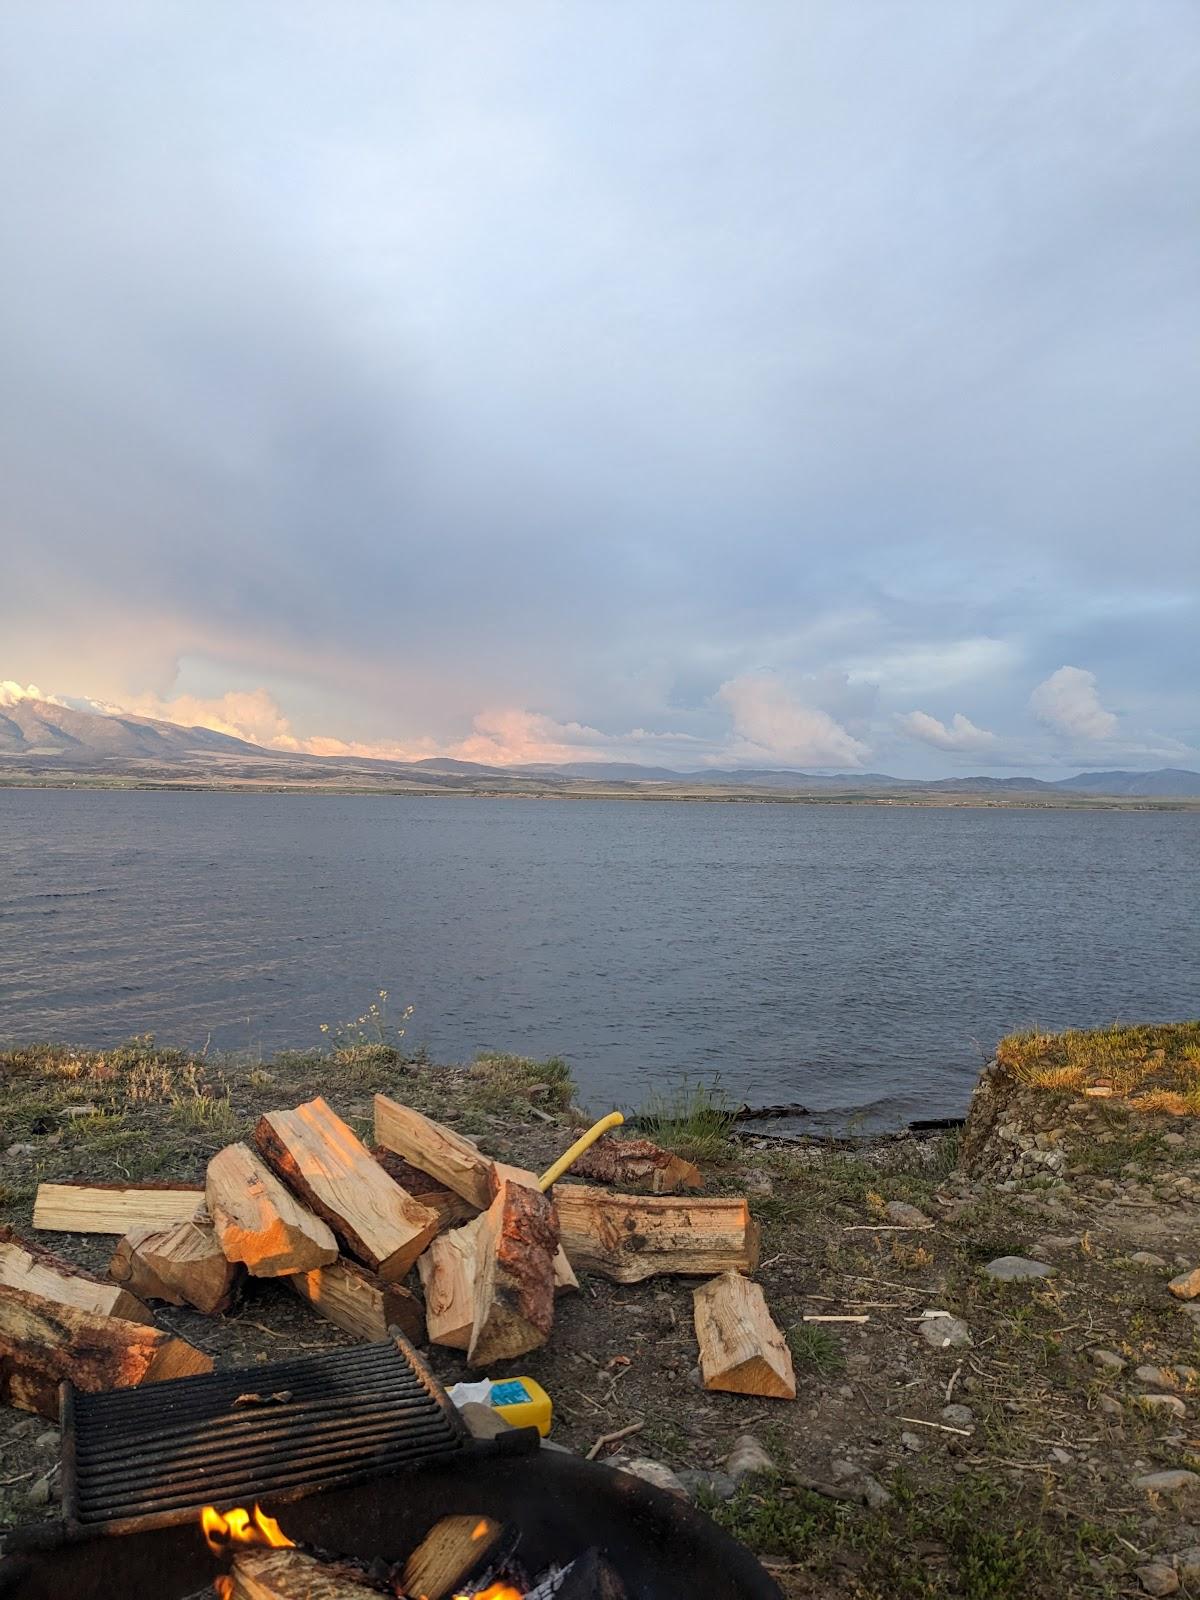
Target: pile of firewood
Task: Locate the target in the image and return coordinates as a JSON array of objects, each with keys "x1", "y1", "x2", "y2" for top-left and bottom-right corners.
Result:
[{"x1": 0, "y1": 1092, "x2": 797, "y2": 1419}]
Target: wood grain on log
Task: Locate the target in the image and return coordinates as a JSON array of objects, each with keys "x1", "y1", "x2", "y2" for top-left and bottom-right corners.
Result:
[
  {"x1": 570, "y1": 1137, "x2": 703, "y2": 1194},
  {"x1": 416, "y1": 1216, "x2": 482, "y2": 1349},
  {"x1": 467, "y1": 1179, "x2": 558, "y2": 1368},
  {"x1": 373, "y1": 1094, "x2": 495, "y2": 1210},
  {"x1": 32, "y1": 1182, "x2": 203, "y2": 1235},
  {"x1": 109, "y1": 1211, "x2": 241, "y2": 1315},
  {"x1": 402, "y1": 1514, "x2": 503, "y2": 1600},
  {"x1": 553, "y1": 1185, "x2": 760, "y2": 1284},
  {"x1": 0, "y1": 1225, "x2": 152, "y2": 1324},
  {"x1": 371, "y1": 1147, "x2": 477, "y2": 1233},
  {"x1": 286, "y1": 1256, "x2": 425, "y2": 1345},
  {"x1": 693, "y1": 1269, "x2": 796, "y2": 1399},
  {"x1": 227, "y1": 1547, "x2": 385, "y2": 1600},
  {"x1": 207, "y1": 1142, "x2": 338, "y2": 1277}
]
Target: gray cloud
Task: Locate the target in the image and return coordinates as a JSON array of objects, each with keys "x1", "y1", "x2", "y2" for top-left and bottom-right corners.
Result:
[{"x1": 1, "y1": 2, "x2": 1197, "y2": 772}]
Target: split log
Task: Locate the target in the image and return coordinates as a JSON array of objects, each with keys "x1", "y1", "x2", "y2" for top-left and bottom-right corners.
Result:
[
  {"x1": 570, "y1": 1137, "x2": 703, "y2": 1194},
  {"x1": 373, "y1": 1094, "x2": 495, "y2": 1209},
  {"x1": 417, "y1": 1217, "x2": 482, "y2": 1349},
  {"x1": 286, "y1": 1257, "x2": 425, "y2": 1345},
  {"x1": 0, "y1": 1283, "x2": 212, "y2": 1418},
  {"x1": 402, "y1": 1514, "x2": 504, "y2": 1600},
  {"x1": 109, "y1": 1210, "x2": 242, "y2": 1315},
  {"x1": 484, "y1": 1163, "x2": 578, "y2": 1295},
  {"x1": 32, "y1": 1182, "x2": 203, "y2": 1234},
  {"x1": 468, "y1": 1179, "x2": 558, "y2": 1368},
  {"x1": 0, "y1": 1226, "x2": 153, "y2": 1324},
  {"x1": 255, "y1": 1098, "x2": 439, "y2": 1281},
  {"x1": 693, "y1": 1269, "x2": 796, "y2": 1399},
  {"x1": 206, "y1": 1143, "x2": 338, "y2": 1277},
  {"x1": 372, "y1": 1147, "x2": 477, "y2": 1233},
  {"x1": 553, "y1": 1186, "x2": 760, "y2": 1284},
  {"x1": 227, "y1": 1548, "x2": 385, "y2": 1600}
]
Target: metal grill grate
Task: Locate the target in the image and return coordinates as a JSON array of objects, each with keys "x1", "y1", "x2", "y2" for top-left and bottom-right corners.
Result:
[{"x1": 61, "y1": 1334, "x2": 469, "y2": 1534}]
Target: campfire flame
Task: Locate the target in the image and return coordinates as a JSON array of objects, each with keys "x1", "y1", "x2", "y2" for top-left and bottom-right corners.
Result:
[{"x1": 200, "y1": 1503, "x2": 296, "y2": 1554}]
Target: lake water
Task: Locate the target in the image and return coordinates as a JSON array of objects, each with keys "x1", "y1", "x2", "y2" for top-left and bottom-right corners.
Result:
[{"x1": 1, "y1": 790, "x2": 1197, "y2": 1127}]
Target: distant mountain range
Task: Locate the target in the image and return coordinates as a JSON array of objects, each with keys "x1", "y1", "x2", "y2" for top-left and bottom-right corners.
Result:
[{"x1": 2, "y1": 697, "x2": 1198, "y2": 798}]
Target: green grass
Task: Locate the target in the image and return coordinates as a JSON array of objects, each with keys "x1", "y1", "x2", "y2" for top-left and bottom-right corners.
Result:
[
  {"x1": 786, "y1": 1320, "x2": 846, "y2": 1375},
  {"x1": 635, "y1": 1079, "x2": 737, "y2": 1163},
  {"x1": 468, "y1": 1051, "x2": 575, "y2": 1112}
]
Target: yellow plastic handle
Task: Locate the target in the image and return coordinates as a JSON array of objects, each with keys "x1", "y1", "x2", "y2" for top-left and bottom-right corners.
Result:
[{"x1": 538, "y1": 1111, "x2": 624, "y2": 1191}]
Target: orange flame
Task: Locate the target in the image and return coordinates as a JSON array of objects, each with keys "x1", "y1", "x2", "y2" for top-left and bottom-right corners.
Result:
[
  {"x1": 200, "y1": 1503, "x2": 296, "y2": 1554},
  {"x1": 455, "y1": 1588, "x2": 523, "y2": 1600}
]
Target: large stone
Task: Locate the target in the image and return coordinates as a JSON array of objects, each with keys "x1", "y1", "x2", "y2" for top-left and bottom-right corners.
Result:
[
  {"x1": 884, "y1": 1201, "x2": 929, "y2": 1228},
  {"x1": 983, "y1": 1256, "x2": 1055, "y2": 1282},
  {"x1": 1168, "y1": 1267, "x2": 1200, "y2": 1300},
  {"x1": 1133, "y1": 1470, "x2": 1200, "y2": 1496},
  {"x1": 1136, "y1": 1562, "x2": 1180, "y2": 1596},
  {"x1": 1140, "y1": 1394, "x2": 1187, "y2": 1418}
]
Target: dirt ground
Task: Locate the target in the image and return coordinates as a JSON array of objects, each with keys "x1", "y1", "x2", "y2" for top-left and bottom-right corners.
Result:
[{"x1": 2, "y1": 1038, "x2": 1199, "y2": 1598}]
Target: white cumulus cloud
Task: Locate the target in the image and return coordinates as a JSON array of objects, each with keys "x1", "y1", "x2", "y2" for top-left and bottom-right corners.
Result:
[
  {"x1": 1030, "y1": 666, "x2": 1117, "y2": 740},
  {"x1": 897, "y1": 710, "x2": 997, "y2": 752},
  {"x1": 715, "y1": 674, "x2": 869, "y2": 769}
]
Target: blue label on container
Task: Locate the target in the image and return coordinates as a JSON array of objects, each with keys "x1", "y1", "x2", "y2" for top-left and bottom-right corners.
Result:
[{"x1": 489, "y1": 1380, "x2": 531, "y2": 1406}]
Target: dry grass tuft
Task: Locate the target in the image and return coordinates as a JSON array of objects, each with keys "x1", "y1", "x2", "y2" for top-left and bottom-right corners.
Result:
[{"x1": 998, "y1": 1022, "x2": 1200, "y2": 1113}]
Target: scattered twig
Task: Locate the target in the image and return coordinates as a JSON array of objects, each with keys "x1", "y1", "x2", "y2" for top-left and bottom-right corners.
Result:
[
  {"x1": 802, "y1": 1314, "x2": 870, "y2": 1324},
  {"x1": 843, "y1": 1224, "x2": 935, "y2": 1233},
  {"x1": 586, "y1": 1420, "x2": 644, "y2": 1460},
  {"x1": 945, "y1": 1361, "x2": 964, "y2": 1403},
  {"x1": 897, "y1": 1416, "x2": 973, "y2": 1437},
  {"x1": 0, "y1": 1472, "x2": 33, "y2": 1487}
]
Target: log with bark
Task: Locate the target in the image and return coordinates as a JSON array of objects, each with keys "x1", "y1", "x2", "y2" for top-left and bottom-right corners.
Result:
[
  {"x1": 32, "y1": 1182, "x2": 204, "y2": 1235},
  {"x1": 692, "y1": 1269, "x2": 796, "y2": 1399},
  {"x1": 109, "y1": 1209, "x2": 242, "y2": 1315},
  {"x1": 401, "y1": 1513, "x2": 504, "y2": 1600},
  {"x1": 372, "y1": 1147, "x2": 477, "y2": 1233},
  {"x1": 0, "y1": 1283, "x2": 212, "y2": 1418},
  {"x1": 553, "y1": 1547, "x2": 629, "y2": 1600},
  {"x1": 373, "y1": 1093, "x2": 495, "y2": 1210},
  {"x1": 468, "y1": 1178, "x2": 559, "y2": 1368},
  {"x1": 0, "y1": 1225, "x2": 153, "y2": 1324},
  {"x1": 224, "y1": 1547, "x2": 386, "y2": 1600},
  {"x1": 569, "y1": 1136, "x2": 703, "y2": 1194},
  {"x1": 206, "y1": 1143, "x2": 339, "y2": 1277},
  {"x1": 286, "y1": 1256, "x2": 425, "y2": 1345},
  {"x1": 255, "y1": 1098, "x2": 439, "y2": 1281},
  {"x1": 552, "y1": 1185, "x2": 760, "y2": 1284},
  {"x1": 416, "y1": 1216, "x2": 482, "y2": 1349}
]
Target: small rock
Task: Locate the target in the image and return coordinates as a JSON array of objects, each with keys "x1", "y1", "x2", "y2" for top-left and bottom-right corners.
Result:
[
  {"x1": 1140, "y1": 1394, "x2": 1187, "y2": 1418},
  {"x1": 615, "y1": 1458, "x2": 688, "y2": 1498},
  {"x1": 837, "y1": 1385, "x2": 854, "y2": 1400},
  {"x1": 60, "y1": 1103, "x2": 99, "y2": 1119},
  {"x1": 1097, "y1": 1394, "x2": 1124, "y2": 1417},
  {"x1": 900, "y1": 1431, "x2": 925, "y2": 1453},
  {"x1": 1036, "y1": 1234, "x2": 1082, "y2": 1253},
  {"x1": 1168, "y1": 1268, "x2": 1200, "y2": 1301},
  {"x1": 26, "y1": 1476, "x2": 52, "y2": 1508},
  {"x1": 742, "y1": 1169, "x2": 774, "y2": 1196},
  {"x1": 1175, "y1": 1548, "x2": 1200, "y2": 1583},
  {"x1": 725, "y1": 1435, "x2": 775, "y2": 1481},
  {"x1": 884, "y1": 1201, "x2": 929, "y2": 1228},
  {"x1": 1051, "y1": 1447, "x2": 1072, "y2": 1464},
  {"x1": 33, "y1": 1430, "x2": 59, "y2": 1454},
  {"x1": 983, "y1": 1256, "x2": 1056, "y2": 1282},
  {"x1": 675, "y1": 1468, "x2": 737, "y2": 1502},
  {"x1": 687, "y1": 1365, "x2": 703, "y2": 1389},
  {"x1": 1091, "y1": 1349, "x2": 1127, "y2": 1372},
  {"x1": 1136, "y1": 1562, "x2": 1180, "y2": 1595},
  {"x1": 1131, "y1": 1252, "x2": 1168, "y2": 1267},
  {"x1": 5, "y1": 1142, "x2": 35, "y2": 1157},
  {"x1": 1133, "y1": 1470, "x2": 1200, "y2": 1495},
  {"x1": 861, "y1": 1473, "x2": 892, "y2": 1510},
  {"x1": 829, "y1": 1458, "x2": 858, "y2": 1482},
  {"x1": 941, "y1": 1404, "x2": 974, "y2": 1429},
  {"x1": 1173, "y1": 1365, "x2": 1199, "y2": 1384},
  {"x1": 918, "y1": 1312, "x2": 972, "y2": 1350},
  {"x1": 1162, "y1": 1132, "x2": 1187, "y2": 1149},
  {"x1": 1135, "y1": 1366, "x2": 1174, "y2": 1388}
]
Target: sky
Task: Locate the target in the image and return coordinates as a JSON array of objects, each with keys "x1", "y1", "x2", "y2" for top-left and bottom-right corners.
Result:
[{"x1": 1, "y1": 2, "x2": 1197, "y2": 776}]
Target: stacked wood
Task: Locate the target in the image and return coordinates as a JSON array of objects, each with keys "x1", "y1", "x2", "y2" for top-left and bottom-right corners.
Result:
[
  {"x1": 32, "y1": 1182, "x2": 204, "y2": 1234},
  {"x1": 553, "y1": 1186, "x2": 760, "y2": 1283},
  {"x1": 109, "y1": 1209, "x2": 242, "y2": 1315},
  {"x1": 0, "y1": 1283, "x2": 212, "y2": 1418},
  {"x1": 286, "y1": 1257, "x2": 425, "y2": 1345},
  {"x1": 693, "y1": 1269, "x2": 796, "y2": 1399},
  {"x1": 0, "y1": 1226, "x2": 153, "y2": 1324},
  {"x1": 372, "y1": 1147, "x2": 476, "y2": 1233},
  {"x1": 417, "y1": 1216, "x2": 482, "y2": 1349},
  {"x1": 570, "y1": 1136, "x2": 703, "y2": 1194},
  {"x1": 373, "y1": 1094, "x2": 495, "y2": 1209},
  {"x1": 255, "y1": 1098, "x2": 439, "y2": 1281},
  {"x1": 206, "y1": 1143, "x2": 338, "y2": 1277},
  {"x1": 225, "y1": 1548, "x2": 385, "y2": 1600},
  {"x1": 402, "y1": 1514, "x2": 504, "y2": 1600},
  {"x1": 468, "y1": 1178, "x2": 559, "y2": 1368}
]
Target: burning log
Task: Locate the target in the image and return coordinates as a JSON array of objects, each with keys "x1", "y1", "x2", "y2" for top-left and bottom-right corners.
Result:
[
  {"x1": 32, "y1": 1181, "x2": 204, "y2": 1234},
  {"x1": 0, "y1": 1225, "x2": 153, "y2": 1324},
  {"x1": 255, "y1": 1097, "x2": 439, "y2": 1281},
  {"x1": 109, "y1": 1209, "x2": 242, "y2": 1315},
  {"x1": 0, "y1": 1282, "x2": 212, "y2": 1418},
  {"x1": 417, "y1": 1216, "x2": 482, "y2": 1349},
  {"x1": 552, "y1": 1547, "x2": 630, "y2": 1599},
  {"x1": 207, "y1": 1142, "x2": 339, "y2": 1277},
  {"x1": 223, "y1": 1547, "x2": 386, "y2": 1599},
  {"x1": 401, "y1": 1513, "x2": 504, "y2": 1600},
  {"x1": 468, "y1": 1178, "x2": 559, "y2": 1367},
  {"x1": 372, "y1": 1146, "x2": 478, "y2": 1232},
  {"x1": 286, "y1": 1256, "x2": 425, "y2": 1345},
  {"x1": 693, "y1": 1269, "x2": 796, "y2": 1399},
  {"x1": 553, "y1": 1186, "x2": 760, "y2": 1283},
  {"x1": 373, "y1": 1093, "x2": 497, "y2": 1210},
  {"x1": 569, "y1": 1137, "x2": 703, "y2": 1194}
]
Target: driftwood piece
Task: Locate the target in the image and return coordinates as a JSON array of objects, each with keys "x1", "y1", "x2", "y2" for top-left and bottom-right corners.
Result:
[
  {"x1": 372, "y1": 1147, "x2": 477, "y2": 1233},
  {"x1": 553, "y1": 1185, "x2": 760, "y2": 1284},
  {"x1": 32, "y1": 1182, "x2": 204, "y2": 1234},
  {"x1": 255, "y1": 1098, "x2": 439, "y2": 1281},
  {"x1": 468, "y1": 1179, "x2": 558, "y2": 1368},
  {"x1": 570, "y1": 1137, "x2": 703, "y2": 1194},
  {"x1": 0, "y1": 1225, "x2": 153, "y2": 1324},
  {"x1": 0, "y1": 1283, "x2": 212, "y2": 1418},
  {"x1": 693, "y1": 1269, "x2": 796, "y2": 1399},
  {"x1": 109, "y1": 1210, "x2": 242, "y2": 1315},
  {"x1": 227, "y1": 1548, "x2": 384, "y2": 1600},
  {"x1": 286, "y1": 1257, "x2": 425, "y2": 1345},
  {"x1": 373, "y1": 1094, "x2": 495, "y2": 1210},
  {"x1": 417, "y1": 1217, "x2": 482, "y2": 1349},
  {"x1": 206, "y1": 1143, "x2": 338, "y2": 1277},
  {"x1": 401, "y1": 1514, "x2": 504, "y2": 1600}
]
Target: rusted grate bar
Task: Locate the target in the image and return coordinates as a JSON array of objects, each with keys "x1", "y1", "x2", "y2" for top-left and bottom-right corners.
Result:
[{"x1": 61, "y1": 1333, "x2": 470, "y2": 1534}]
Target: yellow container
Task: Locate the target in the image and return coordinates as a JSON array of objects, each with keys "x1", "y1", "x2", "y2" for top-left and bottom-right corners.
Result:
[{"x1": 487, "y1": 1377, "x2": 553, "y2": 1437}]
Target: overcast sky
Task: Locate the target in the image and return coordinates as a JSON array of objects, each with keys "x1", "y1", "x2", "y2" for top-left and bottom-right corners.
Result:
[{"x1": 1, "y1": 2, "x2": 1197, "y2": 774}]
